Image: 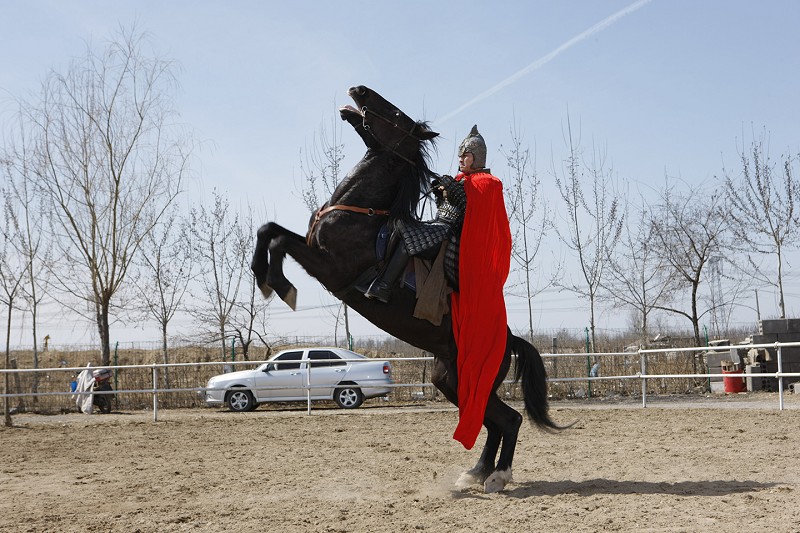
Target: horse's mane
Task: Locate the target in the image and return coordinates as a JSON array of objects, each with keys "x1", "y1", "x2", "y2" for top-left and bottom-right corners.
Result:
[{"x1": 389, "y1": 120, "x2": 437, "y2": 224}]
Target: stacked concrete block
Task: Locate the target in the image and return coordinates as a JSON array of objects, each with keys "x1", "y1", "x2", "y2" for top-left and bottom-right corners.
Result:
[{"x1": 749, "y1": 319, "x2": 800, "y2": 392}]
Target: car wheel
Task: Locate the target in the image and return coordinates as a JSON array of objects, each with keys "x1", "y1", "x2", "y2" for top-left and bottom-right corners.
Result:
[
  {"x1": 334, "y1": 386, "x2": 363, "y2": 409},
  {"x1": 227, "y1": 389, "x2": 256, "y2": 412}
]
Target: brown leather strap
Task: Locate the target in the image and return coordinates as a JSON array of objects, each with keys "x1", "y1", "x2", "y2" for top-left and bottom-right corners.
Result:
[
  {"x1": 307, "y1": 204, "x2": 390, "y2": 245},
  {"x1": 316, "y1": 204, "x2": 390, "y2": 219}
]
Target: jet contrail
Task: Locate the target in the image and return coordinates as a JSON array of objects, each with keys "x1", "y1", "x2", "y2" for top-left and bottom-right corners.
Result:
[{"x1": 436, "y1": 0, "x2": 654, "y2": 125}]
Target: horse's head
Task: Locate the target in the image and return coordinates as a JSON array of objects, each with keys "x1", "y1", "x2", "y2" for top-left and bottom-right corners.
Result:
[
  {"x1": 340, "y1": 85, "x2": 438, "y2": 164},
  {"x1": 339, "y1": 86, "x2": 439, "y2": 223}
]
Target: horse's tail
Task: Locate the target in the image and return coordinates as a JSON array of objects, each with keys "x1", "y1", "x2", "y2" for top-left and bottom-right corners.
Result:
[{"x1": 512, "y1": 334, "x2": 572, "y2": 432}]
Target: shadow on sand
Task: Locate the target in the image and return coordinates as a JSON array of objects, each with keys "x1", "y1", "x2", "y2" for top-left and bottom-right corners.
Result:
[{"x1": 504, "y1": 478, "x2": 781, "y2": 498}]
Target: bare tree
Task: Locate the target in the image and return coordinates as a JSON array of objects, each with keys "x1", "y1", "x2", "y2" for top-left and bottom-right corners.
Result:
[
  {"x1": 2, "y1": 115, "x2": 52, "y2": 404},
  {"x1": 723, "y1": 131, "x2": 800, "y2": 318},
  {"x1": 553, "y1": 118, "x2": 623, "y2": 352},
  {"x1": 650, "y1": 182, "x2": 731, "y2": 348},
  {"x1": 135, "y1": 205, "x2": 192, "y2": 385},
  {"x1": 188, "y1": 191, "x2": 250, "y2": 358},
  {"x1": 705, "y1": 254, "x2": 752, "y2": 337},
  {"x1": 23, "y1": 28, "x2": 191, "y2": 364},
  {"x1": 1, "y1": 189, "x2": 31, "y2": 426},
  {"x1": 605, "y1": 194, "x2": 676, "y2": 343},
  {"x1": 297, "y1": 115, "x2": 352, "y2": 343},
  {"x1": 500, "y1": 120, "x2": 553, "y2": 341},
  {"x1": 229, "y1": 274, "x2": 273, "y2": 361},
  {"x1": 228, "y1": 209, "x2": 273, "y2": 360},
  {"x1": 298, "y1": 113, "x2": 346, "y2": 212},
  {"x1": 333, "y1": 301, "x2": 354, "y2": 350}
]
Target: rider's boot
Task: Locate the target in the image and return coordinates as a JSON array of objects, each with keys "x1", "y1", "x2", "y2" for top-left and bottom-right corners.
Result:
[{"x1": 364, "y1": 244, "x2": 410, "y2": 304}]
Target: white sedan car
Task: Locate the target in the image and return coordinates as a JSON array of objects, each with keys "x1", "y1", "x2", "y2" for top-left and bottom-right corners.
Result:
[{"x1": 203, "y1": 347, "x2": 393, "y2": 411}]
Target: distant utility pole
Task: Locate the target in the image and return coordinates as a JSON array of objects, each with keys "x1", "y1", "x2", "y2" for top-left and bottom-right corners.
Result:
[{"x1": 708, "y1": 256, "x2": 723, "y2": 337}]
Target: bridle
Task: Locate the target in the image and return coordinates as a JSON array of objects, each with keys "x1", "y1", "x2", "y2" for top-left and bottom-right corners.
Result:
[
  {"x1": 306, "y1": 106, "x2": 423, "y2": 246},
  {"x1": 360, "y1": 105, "x2": 422, "y2": 167}
]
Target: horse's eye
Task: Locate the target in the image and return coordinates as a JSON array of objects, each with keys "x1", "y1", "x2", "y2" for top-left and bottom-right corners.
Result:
[{"x1": 395, "y1": 111, "x2": 402, "y2": 117}]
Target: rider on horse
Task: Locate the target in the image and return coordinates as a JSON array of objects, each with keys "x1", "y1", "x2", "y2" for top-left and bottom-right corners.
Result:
[
  {"x1": 253, "y1": 87, "x2": 560, "y2": 489},
  {"x1": 363, "y1": 125, "x2": 488, "y2": 303},
  {"x1": 365, "y1": 124, "x2": 512, "y2": 449}
]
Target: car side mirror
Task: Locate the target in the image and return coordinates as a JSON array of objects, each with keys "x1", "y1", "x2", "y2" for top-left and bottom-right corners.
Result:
[{"x1": 264, "y1": 363, "x2": 274, "y2": 372}]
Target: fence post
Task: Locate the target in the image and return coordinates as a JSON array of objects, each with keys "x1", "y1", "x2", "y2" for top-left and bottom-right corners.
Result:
[
  {"x1": 306, "y1": 362, "x2": 312, "y2": 415},
  {"x1": 585, "y1": 327, "x2": 592, "y2": 398},
  {"x1": 152, "y1": 366, "x2": 159, "y2": 422},
  {"x1": 777, "y1": 343, "x2": 784, "y2": 411},
  {"x1": 113, "y1": 342, "x2": 119, "y2": 409},
  {"x1": 640, "y1": 350, "x2": 648, "y2": 408}
]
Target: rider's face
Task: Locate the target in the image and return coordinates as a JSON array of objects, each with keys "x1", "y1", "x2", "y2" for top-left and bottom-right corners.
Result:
[{"x1": 458, "y1": 152, "x2": 475, "y2": 173}]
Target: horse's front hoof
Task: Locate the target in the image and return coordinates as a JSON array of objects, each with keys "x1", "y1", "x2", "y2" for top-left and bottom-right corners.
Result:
[
  {"x1": 284, "y1": 286, "x2": 297, "y2": 311},
  {"x1": 483, "y1": 468, "x2": 512, "y2": 493},
  {"x1": 455, "y1": 471, "x2": 481, "y2": 490}
]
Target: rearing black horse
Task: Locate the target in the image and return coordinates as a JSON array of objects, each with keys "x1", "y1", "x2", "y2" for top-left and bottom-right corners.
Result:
[{"x1": 251, "y1": 85, "x2": 562, "y2": 493}]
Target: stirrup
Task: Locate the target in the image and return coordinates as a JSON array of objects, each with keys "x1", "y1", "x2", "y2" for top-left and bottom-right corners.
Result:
[
  {"x1": 354, "y1": 278, "x2": 373, "y2": 294},
  {"x1": 364, "y1": 279, "x2": 392, "y2": 303}
]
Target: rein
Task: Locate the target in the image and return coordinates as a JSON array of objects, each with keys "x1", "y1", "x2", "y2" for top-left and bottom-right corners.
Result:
[
  {"x1": 307, "y1": 204, "x2": 390, "y2": 246},
  {"x1": 361, "y1": 106, "x2": 420, "y2": 167}
]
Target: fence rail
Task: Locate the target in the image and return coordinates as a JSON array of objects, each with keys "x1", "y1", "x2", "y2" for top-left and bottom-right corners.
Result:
[{"x1": 3, "y1": 342, "x2": 800, "y2": 421}]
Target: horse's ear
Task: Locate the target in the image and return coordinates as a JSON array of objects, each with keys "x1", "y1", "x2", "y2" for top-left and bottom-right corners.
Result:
[{"x1": 419, "y1": 130, "x2": 439, "y2": 141}]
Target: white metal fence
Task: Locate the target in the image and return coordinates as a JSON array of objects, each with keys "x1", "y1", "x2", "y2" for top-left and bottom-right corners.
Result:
[{"x1": 3, "y1": 342, "x2": 800, "y2": 422}]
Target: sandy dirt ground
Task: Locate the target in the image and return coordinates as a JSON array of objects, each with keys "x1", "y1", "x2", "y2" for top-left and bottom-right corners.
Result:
[{"x1": 2, "y1": 394, "x2": 799, "y2": 532}]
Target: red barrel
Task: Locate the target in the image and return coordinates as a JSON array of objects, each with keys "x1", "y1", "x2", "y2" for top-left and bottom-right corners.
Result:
[{"x1": 722, "y1": 369, "x2": 746, "y2": 393}]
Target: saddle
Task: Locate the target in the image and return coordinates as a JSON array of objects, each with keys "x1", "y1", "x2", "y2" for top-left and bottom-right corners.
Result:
[
  {"x1": 373, "y1": 224, "x2": 460, "y2": 292},
  {"x1": 348, "y1": 225, "x2": 459, "y2": 325}
]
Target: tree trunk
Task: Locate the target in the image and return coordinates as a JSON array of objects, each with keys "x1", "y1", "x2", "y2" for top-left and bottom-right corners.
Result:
[
  {"x1": 97, "y1": 300, "x2": 112, "y2": 366},
  {"x1": 526, "y1": 266, "x2": 534, "y2": 343},
  {"x1": 777, "y1": 247, "x2": 786, "y2": 318},
  {"x1": 161, "y1": 321, "x2": 170, "y2": 390},
  {"x1": 344, "y1": 304, "x2": 351, "y2": 349},
  {"x1": 219, "y1": 325, "x2": 227, "y2": 360},
  {"x1": 31, "y1": 306, "x2": 39, "y2": 408},
  {"x1": 27, "y1": 256, "x2": 40, "y2": 405},
  {"x1": 4, "y1": 301, "x2": 13, "y2": 427},
  {"x1": 641, "y1": 311, "x2": 648, "y2": 345},
  {"x1": 589, "y1": 293, "x2": 597, "y2": 354},
  {"x1": 691, "y1": 281, "x2": 701, "y2": 373}
]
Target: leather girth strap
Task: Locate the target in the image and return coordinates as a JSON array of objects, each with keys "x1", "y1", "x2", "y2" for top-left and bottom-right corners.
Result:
[{"x1": 307, "y1": 204, "x2": 390, "y2": 246}]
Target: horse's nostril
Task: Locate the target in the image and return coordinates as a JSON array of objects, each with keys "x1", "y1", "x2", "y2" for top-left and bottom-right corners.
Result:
[{"x1": 355, "y1": 85, "x2": 366, "y2": 95}]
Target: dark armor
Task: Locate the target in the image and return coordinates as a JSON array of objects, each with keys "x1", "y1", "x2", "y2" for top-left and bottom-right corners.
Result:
[
  {"x1": 364, "y1": 175, "x2": 466, "y2": 302},
  {"x1": 396, "y1": 174, "x2": 466, "y2": 255}
]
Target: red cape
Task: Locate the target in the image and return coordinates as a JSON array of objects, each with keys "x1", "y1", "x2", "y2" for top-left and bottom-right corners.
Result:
[{"x1": 450, "y1": 171, "x2": 511, "y2": 449}]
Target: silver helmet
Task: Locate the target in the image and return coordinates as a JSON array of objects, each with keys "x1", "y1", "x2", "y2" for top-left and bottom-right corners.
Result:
[{"x1": 457, "y1": 125, "x2": 487, "y2": 169}]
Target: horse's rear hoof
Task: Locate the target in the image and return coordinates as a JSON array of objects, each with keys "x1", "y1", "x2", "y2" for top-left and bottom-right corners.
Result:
[
  {"x1": 483, "y1": 469, "x2": 512, "y2": 493},
  {"x1": 258, "y1": 282, "x2": 274, "y2": 299}
]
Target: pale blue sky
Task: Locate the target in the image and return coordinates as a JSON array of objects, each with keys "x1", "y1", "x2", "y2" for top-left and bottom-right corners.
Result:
[{"x1": 2, "y1": 1, "x2": 799, "y2": 345}]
